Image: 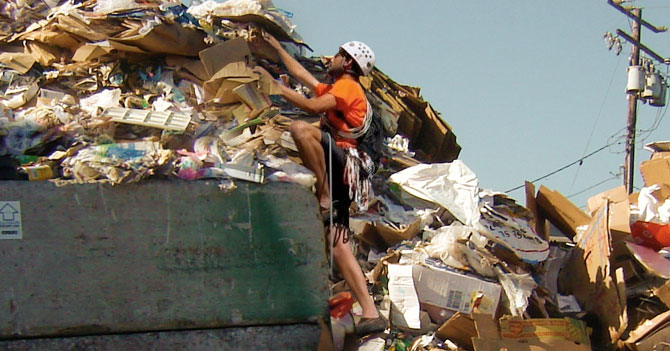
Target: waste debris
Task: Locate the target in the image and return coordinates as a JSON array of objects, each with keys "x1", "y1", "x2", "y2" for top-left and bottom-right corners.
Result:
[{"x1": 0, "y1": 1, "x2": 668, "y2": 351}]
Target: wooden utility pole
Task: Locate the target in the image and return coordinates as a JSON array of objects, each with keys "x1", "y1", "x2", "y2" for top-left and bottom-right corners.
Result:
[
  {"x1": 624, "y1": 8, "x2": 641, "y2": 194},
  {"x1": 609, "y1": 0, "x2": 668, "y2": 193}
]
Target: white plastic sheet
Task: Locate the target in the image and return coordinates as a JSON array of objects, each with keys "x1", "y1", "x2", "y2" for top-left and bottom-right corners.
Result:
[
  {"x1": 634, "y1": 184, "x2": 670, "y2": 223},
  {"x1": 658, "y1": 200, "x2": 670, "y2": 223},
  {"x1": 187, "y1": 0, "x2": 297, "y2": 36},
  {"x1": 188, "y1": 0, "x2": 262, "y2": 18},
  {"x1": 94, "y1": 0, "x2": 138, "y2": 14},
  {"x1": 194, "y1": 136, "x2": 227, "y2": 164},
  {"x1": 557, "y1": 294, "x2": 582, "y2": 313},
  {"x1": 263, "y1": 154, "x2": 316, "y2": 188},
  {"x1": 461, "y1": 241, "x2": 498, "y2": 278},
  {"x1": 389, "y1": 160, "x2": 480, "y2": 226},
  {"x1": 79, "y1": 89, "x2": 121, "y2": 117},
  {"x1": 495, "y1": 267, "x2": 537, "y2": 317},
  {"x1": 637, "y1": 184, "x2": 661, "y2": 222}
]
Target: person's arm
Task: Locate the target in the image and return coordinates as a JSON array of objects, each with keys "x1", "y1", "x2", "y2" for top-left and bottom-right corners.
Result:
[
  {"x1": 254, "y1": 66, "x2": 336, "y2": 114},
  {"x1": 263, "y1": 32, "x2": 320, "y2": 91},
  {"x1": 278, "y1": 83, "x2": 336, "y2": 114}
]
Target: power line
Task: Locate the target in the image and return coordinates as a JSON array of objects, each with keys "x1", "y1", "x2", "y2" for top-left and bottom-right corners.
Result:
[
  {"x1": 567, "y1": 175, "x2": 619, "y2": 200},
  {"x1": 505, "y1": 141, "x2": 622, "y2": 193},
  {"x1": 569, "y1": 54, "x2": 624, "y2": 192},
  {"x1": 637, "y1": 103, "x2": 667, "y2": 144}
]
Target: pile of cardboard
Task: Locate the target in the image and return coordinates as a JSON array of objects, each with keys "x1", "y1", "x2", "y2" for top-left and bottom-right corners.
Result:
[
  {"x1": 1, "y1": 1, "x2": 668, "y2": 351},
  {"x1": 361, "y1": 160, "x2": 667, "y2": 351},
  {"x1": 339, "y1": 160, "x2": 668, "y2": 351},
  {"x1": 0, "y1": 0, "x2": 459, "y2": 185}
]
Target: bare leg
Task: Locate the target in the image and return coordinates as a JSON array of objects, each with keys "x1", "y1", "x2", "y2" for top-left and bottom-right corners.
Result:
[
  {"x1": 289, "y1": 121, "x2": 330, "y2": 209},
  {"x1": 329, "y1": 227, "x2": 379, "y2": 319},
  {"x1": 290, "y1": 121, "x2": 378, "y2": 318}
]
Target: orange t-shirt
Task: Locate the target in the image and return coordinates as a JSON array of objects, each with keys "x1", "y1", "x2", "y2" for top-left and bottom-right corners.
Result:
[{"x1": 315, "y1": 76, "x2": 367, "y2": 148}]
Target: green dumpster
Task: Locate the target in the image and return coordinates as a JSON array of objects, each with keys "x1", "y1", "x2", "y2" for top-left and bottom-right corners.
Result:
[{"x1": 0, "y1": 180, "x2": 329, "y2": 350}]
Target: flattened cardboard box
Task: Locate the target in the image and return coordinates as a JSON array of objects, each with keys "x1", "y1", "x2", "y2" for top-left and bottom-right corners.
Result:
[
  {"x1": 586, "y1": 185, "x2": 630, "y2": 243},
  {"x1": 0, "y1": 52, "x2": 35, "y2": 74},
  {"x1": 109, "y1": 23, "x2": 207, "y2": 57},
  {"x1": 644, "y1": 141, "x2": 670, "y2": 154},
  {"x1": 472, "y1": 338, "x2": 591, "y2": 351},
  {"x1": 498, "y1": 316, "x2": 590, "y2": 346},
  {"x1": 565, "y1": 204, "x2": 626, "y2": 346},
  {"x1": 471, "y1": 314, "x2": 591, "y2": 351},
  {"x1": 376, "y1": 218, "x2": 422, "y2": 246},
  {"x1": 654, "y1": 280, "x2": 670, "y2": 307},
  {"x1": 624, "y1": 309, "x2": 670, "y2": 351},
  {"x1": 198, "y1": 38, "x2": 252, "y2": 79},
  {"x1": 650, "y1": 151, "x2": 670, "y2": 160},
  {"x1": 525, "y1": 181, "x2": 547, "y2": 240},
  {"x1": 72, "y1": 43, "x2": 113, "y2": 62},
  {"x1": 203, "y1": 62, "x2": 257, "y2": 103},
  {"x1": 639, "y1": 158, "x2": 670, "y2": 200}
]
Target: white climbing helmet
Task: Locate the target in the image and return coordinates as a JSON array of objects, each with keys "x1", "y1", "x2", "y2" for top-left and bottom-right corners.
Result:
[{"x1": 339, "y1": 41, "x2": 375, "y2": 76}]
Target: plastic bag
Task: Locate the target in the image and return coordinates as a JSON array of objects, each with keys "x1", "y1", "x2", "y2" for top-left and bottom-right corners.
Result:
[
  {"x1": 495, "y1": 267, "x2": 536, "y2": 317},
  {"x1": 637, "y1": 184, "x2": 661, "y2": 222},
  {"x1": 419, "y1": 224, "x2": 471, "y2": 271},
  {"x1": 329, "y1": 291, "x2": 354, "y2": 318}
]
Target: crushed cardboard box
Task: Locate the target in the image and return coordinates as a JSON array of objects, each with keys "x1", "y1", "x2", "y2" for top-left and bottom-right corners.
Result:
[
  {"x1": 536, "y1": 185, "x2": 591, "y2": 239},
  {"x1": 412, "y1": 264, "x2": 502, "y2": 316},
  {"x1": 564, "y1": 204, "x2": 627, "y2": 346},
  {"x1": 498, "y1": 316, "x2": 590, "y2": 346},
  {"x1": 470, "y1": 313, "x2": 591, "y2": 351},
  {"x1": 435, "y1": 312, "x2": 476, "y2": 351}
]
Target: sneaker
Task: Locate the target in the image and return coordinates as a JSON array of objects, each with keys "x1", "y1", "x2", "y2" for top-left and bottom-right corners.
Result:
[{"x1": 355, "y1": 316, "x2": 386, "y2": 336}]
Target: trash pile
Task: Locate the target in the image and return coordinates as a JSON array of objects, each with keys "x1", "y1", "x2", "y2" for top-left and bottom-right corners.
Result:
[
  {"x1": 342, "y1": 157, "x2": 670, "y2": 351},
  {"x1": 0, "y1": 0, "x2": 458, "y2": 185},
  {"x1": 0, "y1": 1, "x2": 667, "y2": 351}
]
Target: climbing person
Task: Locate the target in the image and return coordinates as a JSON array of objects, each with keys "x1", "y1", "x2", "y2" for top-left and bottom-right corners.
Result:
[{"x1": 254, "y1": 32, "x2": 385, "y2": 336}]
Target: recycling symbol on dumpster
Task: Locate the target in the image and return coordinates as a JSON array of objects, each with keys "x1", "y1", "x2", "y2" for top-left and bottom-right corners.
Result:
[
  {"x1": 0, "y1": 203, "x2": 18, "y2": 221},
  {"x1": 0, "y1": 201, "x2": 22, "y2": 240}
]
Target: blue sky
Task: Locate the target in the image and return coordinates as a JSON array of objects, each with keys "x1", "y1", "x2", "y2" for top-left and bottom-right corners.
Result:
[{"x1": 273, "y1": 0, "x2": 670, "y2": 208}]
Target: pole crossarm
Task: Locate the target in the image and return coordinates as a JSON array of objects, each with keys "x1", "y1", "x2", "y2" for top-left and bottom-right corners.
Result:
[
  {"x1": 616, "y1": 29, "x2": 670, "y2": 64},
  {"x1": 607, "y1": 0, "x2": 667, "y2": 33}
]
